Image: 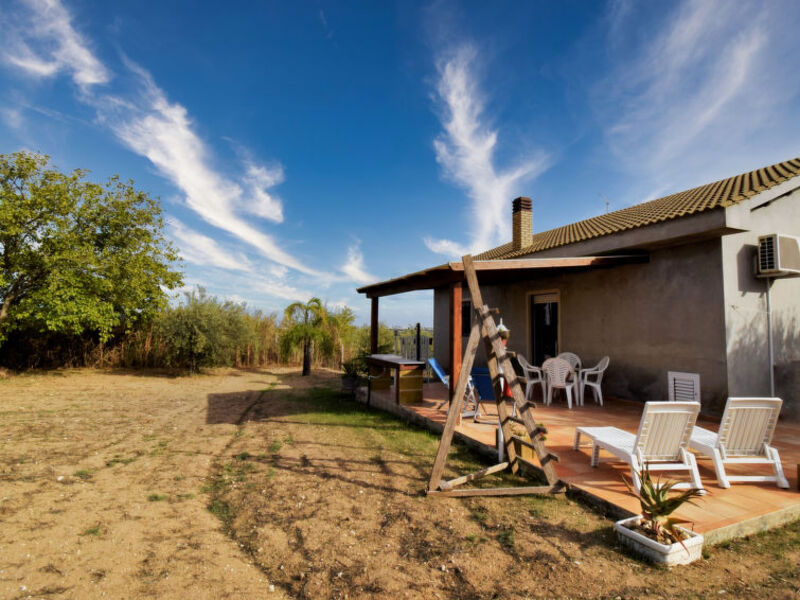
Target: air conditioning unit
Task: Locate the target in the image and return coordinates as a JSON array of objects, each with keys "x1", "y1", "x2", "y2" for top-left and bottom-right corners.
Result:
[{"x1": 755, "y1": 234, "x2": 800, "y2": 278}]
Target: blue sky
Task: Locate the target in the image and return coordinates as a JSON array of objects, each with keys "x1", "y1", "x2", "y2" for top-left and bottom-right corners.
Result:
[{"x1": 2, "y1": 0, "x2": 799, "y2": 326}]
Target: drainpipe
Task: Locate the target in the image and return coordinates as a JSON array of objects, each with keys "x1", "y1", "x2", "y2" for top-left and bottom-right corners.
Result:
[{"x1": 765, "y1": 278, "x2": 775, "y2": 397}]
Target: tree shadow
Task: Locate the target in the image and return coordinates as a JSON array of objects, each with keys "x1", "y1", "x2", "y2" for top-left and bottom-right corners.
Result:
[{"x1": 727, "y1": 311, "x2": 800, "y2": 421}]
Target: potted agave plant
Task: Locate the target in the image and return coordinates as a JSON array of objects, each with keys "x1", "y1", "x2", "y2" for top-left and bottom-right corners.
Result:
[{"x1": 615, "y1": 467, "x2": 705, "y2": 565}]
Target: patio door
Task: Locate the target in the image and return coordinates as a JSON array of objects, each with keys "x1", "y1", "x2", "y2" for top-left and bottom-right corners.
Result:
[{"x1": 530, "y1": 293, "x2": 559, "y2": 366}]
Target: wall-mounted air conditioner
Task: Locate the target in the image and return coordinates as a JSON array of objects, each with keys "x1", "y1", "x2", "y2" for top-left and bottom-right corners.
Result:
[{"x1": 755, "y1": 234, "x2": 800, "y2": 278}]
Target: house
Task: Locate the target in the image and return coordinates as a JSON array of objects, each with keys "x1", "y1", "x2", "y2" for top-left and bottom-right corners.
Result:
[{"x1": 357, "y1": 157, "x2": 800, "y2": 417}]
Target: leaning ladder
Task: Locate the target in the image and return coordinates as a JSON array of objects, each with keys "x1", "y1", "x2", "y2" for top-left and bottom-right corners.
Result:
[{"x1": 427, "y1": 255, "x2": 563, "y2": 497}]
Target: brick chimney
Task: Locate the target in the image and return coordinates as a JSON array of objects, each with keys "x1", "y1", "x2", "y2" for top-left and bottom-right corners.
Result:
[{"x1": 512, "y1": 197, "x2": 532, "y2": 250}]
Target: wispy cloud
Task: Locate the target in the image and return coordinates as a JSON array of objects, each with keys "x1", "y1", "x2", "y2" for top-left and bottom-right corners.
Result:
[
  {"x1": 594, "y1": 0, "x2": 800, "y2": 199},
  {"x1": 169, "y1": 219, "x2": 251, "y2": 272},
  {"x1": 2, "y1": 0, "x2": 319, "y2": 278},
  {"x1": 426, "y1": 44, "x2": 550, "y2": 257},
  {"x1": 340, "y1": 243, "x2": 375, "y2": 285},
  {"x1": 98, "y1": 61, "x2": 315, "y2": 274},
  {"x1": 2, "y1": 0, "x2": 110, "y2": 88}
]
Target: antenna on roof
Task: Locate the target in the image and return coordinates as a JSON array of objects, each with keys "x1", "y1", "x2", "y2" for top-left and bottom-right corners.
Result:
[{"x1": 601, "y1": 195, "x2": 610, "y2": 213}]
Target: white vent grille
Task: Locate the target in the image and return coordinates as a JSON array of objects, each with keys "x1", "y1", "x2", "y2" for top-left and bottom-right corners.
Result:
[
  {"x1": 668, "y1": 371, "x2": 700, "y2": 403},
  {"x1": 759, "y1": 235, "x2": 776, "y2": 272}
]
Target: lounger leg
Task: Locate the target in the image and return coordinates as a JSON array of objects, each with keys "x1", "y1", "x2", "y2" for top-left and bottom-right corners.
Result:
[
  {"x1": 629, "y1": 456, "x2": 642, "y2": 493},
  {"x1": 565, "y1": 387, "x2": 572, "y2": 410},
  {"x1": 686, "y1": 451, "x2": 705, "y2": 494},
  {"x1": 573, "y1": 430, "x2": 581, "y2": 450},
  {"x1": 710, "y1": 448, "x2": 731, "y2": 489},
  {"x1": 767, "y1": 446, "x2": 790, "y2": 489},
  {"x1": 590, "y1": 442, "x2": 600, "y2": 467}
]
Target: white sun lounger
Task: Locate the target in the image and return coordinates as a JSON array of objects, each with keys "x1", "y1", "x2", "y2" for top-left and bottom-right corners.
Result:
[
  {"x1": 573, "y1": 401, "x2": 703, "y2": 493},
  {"x1": 689, "y1": 397, "x2": 789, "y2": 489}
]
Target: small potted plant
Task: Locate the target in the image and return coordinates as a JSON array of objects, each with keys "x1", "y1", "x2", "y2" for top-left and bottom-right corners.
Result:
[
  {"x1": 341, "y1": 357, "x2": 366, "y2": 395},
  {"x1": 614, "y1": 467, "x2": 704, "y2": 565}
]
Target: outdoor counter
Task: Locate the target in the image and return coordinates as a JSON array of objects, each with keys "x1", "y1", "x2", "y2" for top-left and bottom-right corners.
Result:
[{"x1": 366, "y1": 354, "x2": 426, "y2": 404}]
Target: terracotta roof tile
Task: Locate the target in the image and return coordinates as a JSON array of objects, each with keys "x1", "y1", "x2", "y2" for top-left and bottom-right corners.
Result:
[{"x1": 474, "y1": 157, "x2": 800, "y2": 260}]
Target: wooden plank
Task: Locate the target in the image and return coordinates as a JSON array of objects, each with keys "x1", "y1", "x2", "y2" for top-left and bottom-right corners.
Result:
[
  {"x1": 427, "y1": 485, "x2": 559, "y2": 498},
  {"x1": 439, "y1": 462, "x2": 510, "y2": 490},
  {"x1": 449, "y1": 281, "x2": 462, "y2": 404},
  {"x1": 448, "y1": 255, "x2": 649, "y2": 272},
  {"x1": 427, "y1": 322, "x2": 481, "y2": 492},
  {"x1": 370, "y1": 297, "x2": 379, "y2": 354}
]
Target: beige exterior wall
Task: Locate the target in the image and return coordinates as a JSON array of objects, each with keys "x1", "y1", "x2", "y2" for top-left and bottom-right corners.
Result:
[
  {"x1": 722, "y1": 187, "x2": 800, "y2": 419},
  {"x1": 433, "y1": 239, "x2": 729, "y2": 412}
]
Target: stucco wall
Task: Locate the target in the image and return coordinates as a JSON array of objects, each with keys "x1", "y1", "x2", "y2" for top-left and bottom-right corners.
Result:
[
  {"x1": 433, "y1": 240, "x2": 729, "y2": 412},
  {"x1": 722, "y1": 188, "x2": 800, "y2": 420}
]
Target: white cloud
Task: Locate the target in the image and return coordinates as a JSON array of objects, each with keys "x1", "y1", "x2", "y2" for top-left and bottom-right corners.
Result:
[
  {"x1": 340, "y1": 243, "x2": 376, "y2": 285},
  {"x1": 169, "y1": 219, "x2": 251, "y2": 272},
  {"x1": 242, "y1": 161, "x2": 284, "y2": 222},
  {"x1": 98, "y1": 62, "x2": 317, "y2": 275},
  {"x1": 423, "y1": 236, "x2": 468, "y2": 258},
  {"x1": 3, "y1": 0, "x2": 110, "y2": 87},
  {"x1": 428, "y1": 44, "x2": 550, "y2": 257},
  {"x1": 595, "y1": 0, "x2": 800, "y2": 199},
  {"x1": 2, "y1": 0, "x2": 316, "y2": 278}
]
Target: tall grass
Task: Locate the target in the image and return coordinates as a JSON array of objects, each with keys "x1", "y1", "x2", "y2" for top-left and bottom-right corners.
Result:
[{"x1": 0, "y1": 288, "x2": 383, "y2": 372}]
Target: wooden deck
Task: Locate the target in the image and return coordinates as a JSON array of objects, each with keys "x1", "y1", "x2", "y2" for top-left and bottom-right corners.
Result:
[{"x1": 363, "y1": 383, "x2": 800, "y2": 544}]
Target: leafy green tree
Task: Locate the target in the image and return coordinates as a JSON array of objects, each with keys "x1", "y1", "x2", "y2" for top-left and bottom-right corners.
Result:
[
  {"x1": 0, "y1": 151, "x2": 181, "y2": 344},
  {"x1": 280, "y1": 297, "x2": 328, "y2": 376},
  {"x1": 157, "y1": 288, "x2": 251, "y2": 372}
]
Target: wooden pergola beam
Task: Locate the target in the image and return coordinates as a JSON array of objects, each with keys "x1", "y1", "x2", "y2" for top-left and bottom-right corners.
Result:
[{"x1": 356, "y1": 254, "x2": 648, "y2": 298}]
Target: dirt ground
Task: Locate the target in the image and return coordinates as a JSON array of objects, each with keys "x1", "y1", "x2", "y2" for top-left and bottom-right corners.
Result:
[{"x1": 1, "y1": 369, "x2": 799, "y2": 599}]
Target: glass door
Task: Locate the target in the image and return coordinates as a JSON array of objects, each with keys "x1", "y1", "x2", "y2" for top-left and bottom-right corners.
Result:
[{"x1": 530, "y1": 293, "x2": 559, "y2": 366}]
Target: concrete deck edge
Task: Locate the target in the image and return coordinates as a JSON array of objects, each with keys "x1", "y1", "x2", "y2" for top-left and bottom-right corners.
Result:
[{"x1": 351, "y1": 387, "x2": 799, "y2": 543}]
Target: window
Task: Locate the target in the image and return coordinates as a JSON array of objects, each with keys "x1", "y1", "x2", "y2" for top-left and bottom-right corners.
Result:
[{"x1": 461, "y1": 300, "x2": 472, "y2": 337}]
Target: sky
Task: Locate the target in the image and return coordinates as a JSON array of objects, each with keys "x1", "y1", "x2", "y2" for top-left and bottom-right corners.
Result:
[{"x1": 2, "y1": 0, "x2": 800, "y2": 327}]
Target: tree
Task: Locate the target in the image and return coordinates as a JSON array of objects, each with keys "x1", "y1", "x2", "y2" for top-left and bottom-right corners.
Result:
[
  {"x1": 157, "y1": 288, "x2": 251, "y2": 372},
  {"x1": 281, "y1": 297, "x2": 328, "y2": 376},
  {"x1": 0, "y1": 151, "x2": 182, "y2": 344}
]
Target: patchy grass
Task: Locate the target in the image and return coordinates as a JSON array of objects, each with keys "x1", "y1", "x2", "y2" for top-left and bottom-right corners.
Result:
[
  {"x1": 147, "y1": 493, "x2": 168, "y2": 502},
  {"x1": 73, "y1": 469, "x2": 93, "y2": 480},
  {"x1": 105, "y1": 454, "x2": 139, "y2": 467},
  {"x1": 80, "y1": 525, "x2": 102, "y2": 537}
]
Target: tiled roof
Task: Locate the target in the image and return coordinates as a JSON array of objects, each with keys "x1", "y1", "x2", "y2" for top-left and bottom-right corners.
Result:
[{"x1": 475, "y1": 157, "x2": 800, "y2": 260}]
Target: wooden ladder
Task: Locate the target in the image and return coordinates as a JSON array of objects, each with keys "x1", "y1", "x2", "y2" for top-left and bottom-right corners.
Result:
[{"x1": 427, "y1": 255, "x2": 564, "y2": 497}]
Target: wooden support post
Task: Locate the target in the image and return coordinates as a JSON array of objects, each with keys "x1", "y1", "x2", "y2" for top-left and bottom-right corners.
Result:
[
  {"x1": 449, "y1": 282, "x2": 462, "y2": 404},
  {"x1": 370, "y1": 297, "x2": 379, "y2": 354}
]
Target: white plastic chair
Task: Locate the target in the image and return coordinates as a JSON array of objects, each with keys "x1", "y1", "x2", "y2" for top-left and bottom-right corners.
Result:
[
  {"x1": 689, "y1": 397, "x2": 789, "y2": 489},
  {"x1": 668, "y1": 371, "x2": 700, "y2": 403},
  {"x1": 542, "y1": 357, "x2": 578, "y2": 409},
  {"x1": 517, "y1": 354, "x2": 546, "y2": 405},
  {"x1": 580, "y1": 356, "x2": 610, "y2": 406},
  {"x1": 557, "y1": 352, "x2": 582, "y2": 373},
  {"x1": 573, "y1": 401, "x2": 704, "y2": 493}
]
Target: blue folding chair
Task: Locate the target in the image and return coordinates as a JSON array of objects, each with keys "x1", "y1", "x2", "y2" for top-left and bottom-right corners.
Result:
[
  {"x1": 470, "y1": 367, "x2": 499, "y2": 423},
  {"x1": 471, "y1": 366, "x2": 519, "y2": 420},
  {"x1": 428, "y1": 358, "x2": 479, "y2": 420}
]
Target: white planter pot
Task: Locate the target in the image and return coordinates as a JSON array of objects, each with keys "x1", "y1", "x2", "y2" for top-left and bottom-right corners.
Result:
[{"x1": 614, "y1": 516, "x2": 703, "y2": 566}]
